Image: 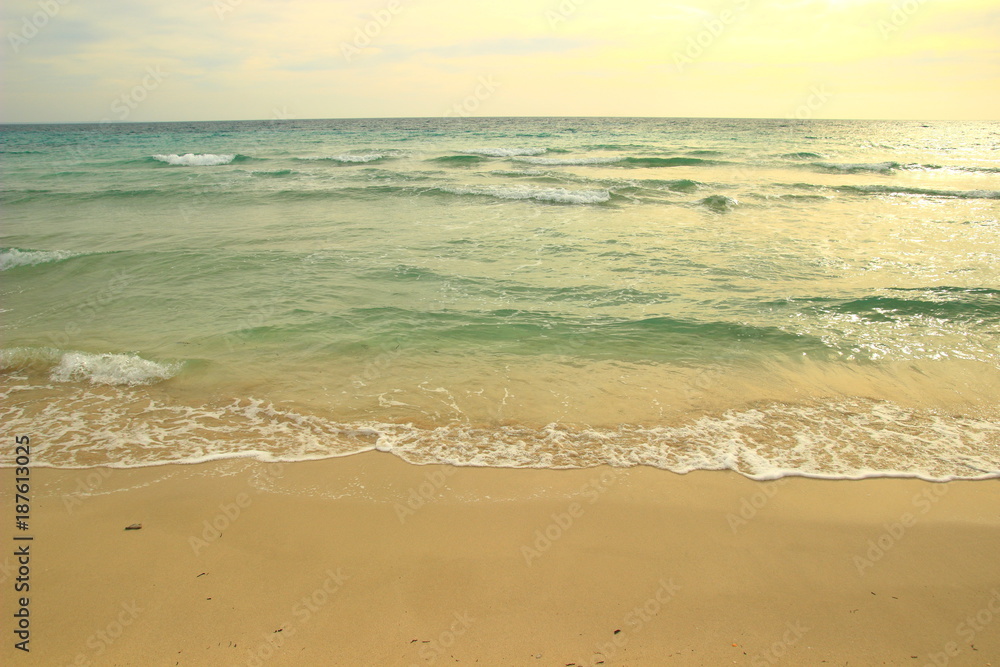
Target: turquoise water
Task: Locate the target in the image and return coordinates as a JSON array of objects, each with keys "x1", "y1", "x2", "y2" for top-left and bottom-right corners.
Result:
[{"x1": 2, "y1": 118, "x2": 999, "y2": 478}]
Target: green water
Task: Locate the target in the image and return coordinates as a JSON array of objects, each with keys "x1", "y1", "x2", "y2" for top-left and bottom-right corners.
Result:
[{"x1": 2, "y1": 118, "x2": 998, "y2": 477}]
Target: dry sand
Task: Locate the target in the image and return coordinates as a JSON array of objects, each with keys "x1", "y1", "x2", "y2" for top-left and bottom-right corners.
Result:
[{"x1": 2, "y1": 453, "x2": 998, "y2": 666}]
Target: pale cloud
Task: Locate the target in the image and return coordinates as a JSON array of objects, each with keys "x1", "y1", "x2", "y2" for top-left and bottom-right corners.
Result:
[{"x1": 1, "y1": 0, "x2": 997, "y2": 122}]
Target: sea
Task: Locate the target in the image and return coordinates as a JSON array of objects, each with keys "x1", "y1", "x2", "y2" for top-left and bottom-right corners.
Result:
[{"x1": 1, "y1": 117, "x2": 998, "y2": 480}]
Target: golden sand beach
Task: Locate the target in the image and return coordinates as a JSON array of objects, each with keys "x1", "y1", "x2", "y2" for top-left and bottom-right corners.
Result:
[{"x1": 2, "y1": 454, "x2": 998, "y2": 666}]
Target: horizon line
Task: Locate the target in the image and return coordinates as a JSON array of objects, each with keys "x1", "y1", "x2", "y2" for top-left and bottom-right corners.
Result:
[{"x1": 2, "y1": 115, "x2": 997, "y2": 126}]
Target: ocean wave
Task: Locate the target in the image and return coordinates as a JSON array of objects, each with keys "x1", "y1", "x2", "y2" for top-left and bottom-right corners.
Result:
[
  {"x1": 763, "y1": 288, "x2": 1000, "y2": 331},
  {"x1": 580, "y1": 143, "x2": 650, "y2": 151},
  {"x1": 959, "y1": 165, "x2": 1000, "y2": 174},
  {"x1": 777, "y1": 194, "x2": 834, "y2": 202},
  {"x1": 52, "y1": 352, "x2": 180, "y2": 386},
  {"x1": 485, "y1": 169, "x2": 590, "y2": 187},
  {"x1": 152, "y1": 153, "x2": 237, "y2": 166},
  {"x1": 251, "y1": 169, "x2": 295, "y2": 177},
  {"x1": 0, "y1": 188, "x2": 54, "y2": 205},
  {"x1": 376, "y1": 399, "x2": 1000, "y2": 480},
  {"x1": 289, "y1": 307, "x2": 830, "y2": 362},
  {"x1": 512, "y1": 156, "x2": 719, "y2": 168},
  {"x1": 780, "y1": 152, "x2": 825, "y2": 160},
  {"x1": 836, "y1": 184, "x2": 1000, "y2": 200},
  {"x1": 440, "y1": 185, "x2": 611, "y2": 204},
  {"x1": 898, "y1": 163, "x2": 1000, "y2": 174},
  {"x1": 827, "y1": 294, "x2": 1000, "y2": 323},
  {"x1": 0, "y1": 247, "x2": 85, "y2": 271},
  {"x1": 809, "y1": 161, "x2": 899, "y2": 174},
  {"x1": 513, "y1": 156, "x2": 622, "y2": 166},
  {"x1": 622, "y1": 157, "x2": 718, "y2": 168},
  {"x1": 489, "y1": 169, "x2": 549, "y2": 177},
  {"x1": 298, "y1": 152, "x2": 395, "y2": 163},
  {"x1": 2, "y1": 386, "x2": 996, "y2": 481},
  {"x1": 697, "y1": 195, "x2": 738, "y2": 212},
  {"x1": 2, "y1": 188, "x2": 189, "y2": 204},
  {"x1": 648, "y1": 178, "x2": 702, "y2": 193},
  {"x1": 1, "y1": 348, "x2": 181, "y2": 385},
  {"x1": 889, "y1": 286, "x2": 1000, "y2": 296},
  {"x1": 0, "y1": 347, "x2": 62, "y2": 372},
  {"x1": 429, "y1": 155, "x2": 491, "y2": 165},
  {"x1": 464, "y1": 147, "x2": 548, "y2": 157},
  {"x1": 486, "y1": 170, "x2": 702, "y2": 195},
  {"x1": 267, "y1": 184, "x2": 615, "y2": 205}
]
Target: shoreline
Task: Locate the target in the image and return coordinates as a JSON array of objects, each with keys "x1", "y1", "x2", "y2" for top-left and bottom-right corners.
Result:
[
  {"x1": 2, "y1": 453, "x2": 999, "y2": 665},
  {"x1": 15, "y1": 454, "x2": 1000, "y2": 482}
]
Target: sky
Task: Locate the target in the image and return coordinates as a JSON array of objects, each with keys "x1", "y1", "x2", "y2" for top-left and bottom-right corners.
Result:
[{"x1": 1, "y1": 0, "x2": 998, "y2": 123}]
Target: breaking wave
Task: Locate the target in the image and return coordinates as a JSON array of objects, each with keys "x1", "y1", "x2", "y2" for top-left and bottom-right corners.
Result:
[
  {"x1": 836, "y1": 184, "x2": 1000, "y2": 200},
  {"x1": 809, "y1": 161, "x2": 899, "y2": 174},
  {"x1": 463, "y1": 147, "x2": 549, "y2": 157},
  {"x1": 152, "y1": 153, "x2": 238, "y2": 166},
  {"x1": 0, "y1": 247, "x2": 86, "y2": 271},
  {"x1": 440, "y1": 185, "x2": 612, "y2": 205},
  {"x1": 1, "y1": 348, "x2": 182, "y2": 386}
]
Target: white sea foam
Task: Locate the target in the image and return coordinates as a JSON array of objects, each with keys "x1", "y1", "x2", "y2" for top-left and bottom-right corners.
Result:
[
  {"x1": 466, "y1": 147, "x2": 548, "y2": 157},
  {"x1": 328, "y1": 153, "x2": 387, "y2": 163},
  {"x1": 514, "y1": 156, "x2": 622, "y2": 166},
  {"x1": 489, "y1": 169, "x2": 548, "y2": 176},
  {"x1": 839, "y1": 184, "x2": 1000, "y2": 200},
  {"x1": 301, "y1": 153, "x2": 389, "y2": 163},
  {"x1": 49, "y1": 352, "x2": 181, "y2": 386},
  {"x1": 442, "y1": 185, "x2": 611, "y2": 204},
  {"x1": 0, "y1": 248, "x2": 82, "y2": 271},
  {"x1": 0, "y1": 347, "x2": 62, "y2": 371},
  {"x1": 812, "y1": 161, "x2": 898, "y2": 174},
  {"x1": 2, "y1": 383, "x2": 997, "y2": 482},
  {"x1": 153, "y1": 153, "x2": 236, "y2": 166},
  {"x1": 373, "y1": 400, "x2": 1000, "y2": 481}
]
